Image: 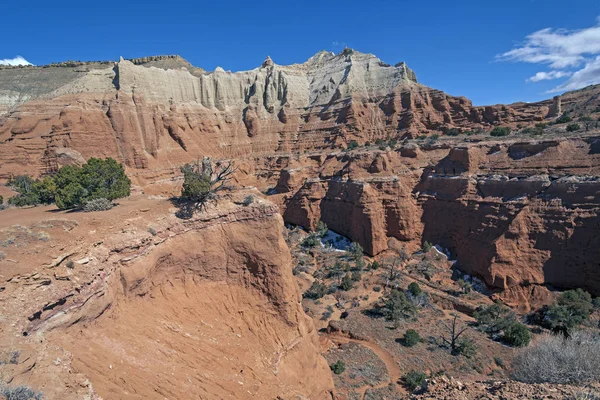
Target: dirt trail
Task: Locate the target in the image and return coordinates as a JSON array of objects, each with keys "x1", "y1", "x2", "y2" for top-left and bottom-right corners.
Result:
[{"x1": 326, "y1": 333, "x2": 403, "y2": 399}]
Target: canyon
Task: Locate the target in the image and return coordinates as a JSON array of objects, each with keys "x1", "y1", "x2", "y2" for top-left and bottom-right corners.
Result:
[{"x1": 1, "y1": 50, "x2": 600, "y2": 398}]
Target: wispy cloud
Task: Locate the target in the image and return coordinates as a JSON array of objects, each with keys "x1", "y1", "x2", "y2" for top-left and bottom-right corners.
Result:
[
  {"x1": 0, "y1": 56, "x2": 33, "y2": 66},
  {"x1": 527, "y1": 70, "x2": 572, "y2": 82},
  {"x1": 332, "y1": 41, "x2": 347, "y2": 48},
  {"x1": 498, "y1": 18, "x2": 600, "y2": 92}
]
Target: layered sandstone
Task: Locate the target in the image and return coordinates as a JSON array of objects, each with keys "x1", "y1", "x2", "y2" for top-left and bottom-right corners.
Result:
[
  {"x1": 0, "y1": 196, "x2": 334, "y2": 399},
  {"x1": 0, "y1": 50, "x2": 563, "y2": 185}
]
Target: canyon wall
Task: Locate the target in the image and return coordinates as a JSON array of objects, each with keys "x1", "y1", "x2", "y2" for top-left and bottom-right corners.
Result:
[
  {"x1": 0, "y1": 51, "x2": 554, "y2": 184},
  {"x1": 274, "y1": 136, "x2": 600, "y2": 302}
]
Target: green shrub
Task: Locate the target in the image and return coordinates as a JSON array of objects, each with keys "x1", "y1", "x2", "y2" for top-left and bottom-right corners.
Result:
[
  {"x1": 521, "y1": 126, "x2": 543, "y2": 135},
  {"x1": 566, "y1": 123, "x2": 581, "y2": 132},
  {"x1": 535, "y1": 122, "x2": 548, "y2": 129},
  {"x1": 556, "y1": 114, "x2": 573, "y2": 124},
  {"x1": 53, "y1": 158, "x2": 131, "y2": 209},
  {"x1": 7, "y1": 175, "x2": 55, "y2": 207},
  {"x1": 503, "y1": 322, "x2": 531, "y2": 347},
  {"x1": 422, "y1": 241, "x2": 432, "y2": 253},
  {"x1": 330, "y1": 360, "x2": 346, "y2": 375},
  {"x1": 408, "y1": 282, "x2": 422, "y2": 297},
  {"x1": 402, "y1": 370, "x2": 427, "y2": 391},
  {"x1": 304, "y1": 281, "x2": 327, "y2": 300},
  {"x1": 351, "y1": 270, "x2": 362, "y2": 282},
  {"x1": 402, "y1": 329, "x2": 421, "y2": 347},
  {"x1": 457, "y1": 278, "x2": 472, "y2": 294},
  {"x1": 179, "y1": 157, "x2": 234, "y2": 212},
  {"x1": 490, "y1": 127, "x2": 511, "y2": 137},
  {"x1": 370, "y1": 260, "x2": 381, "y2": 270},
  {"x1": 0, "y1": 195, "x2": 3, "y2": 205},
  {"x1": 340, "y1": 274, "x2": 354, "y2": 291},
  {"x1": 346, "y1": 140, "x2": 359, "y2": 150},
  {"x1": 316, "y1": 221, "x2": 328, "y2": 237},
  {"x1": 302, "y1": 233, "x2": 320, "y2": 248}
]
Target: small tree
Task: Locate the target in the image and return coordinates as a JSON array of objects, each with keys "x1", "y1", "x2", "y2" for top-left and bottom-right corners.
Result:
[
  {"x1": 580, "y1": 116, "x2": 594, "y2": 131},
  {"x1": 180, "y1": 156, "x2": 235, "y2": 211},
  {"x1": 543, "y1": 288, "x2": 594, "y2": 334},
  {"x1": 566, "y1": 123, "x2": 581, "y2": 132},
  {"x1": 402, "y1": 329, "x2": 421, "y2": 347}
]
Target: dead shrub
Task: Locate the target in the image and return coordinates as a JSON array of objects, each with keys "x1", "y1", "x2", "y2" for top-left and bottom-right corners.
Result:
[{"x1": 511, "y1": 330, "x2": 600, "y2": 384}]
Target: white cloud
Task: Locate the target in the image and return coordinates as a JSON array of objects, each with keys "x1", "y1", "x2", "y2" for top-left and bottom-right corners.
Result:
[
  {"x1": 527, "y1": 70, "x2": 572, "y2": 82},
  {"x1": 549, "y1": 56, "x2": 600, "y2": 92},
  {"x1": 0, "y1": 56, "x2": 33, "y2": 66},
  {"x1": 498, "y1": 18, "x2": 600, "y2": 92}
]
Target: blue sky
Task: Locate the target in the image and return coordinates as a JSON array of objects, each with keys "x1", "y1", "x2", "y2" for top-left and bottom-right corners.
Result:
[{"x1": 3, "y1": 0, "x2": 600, "y2": 105}]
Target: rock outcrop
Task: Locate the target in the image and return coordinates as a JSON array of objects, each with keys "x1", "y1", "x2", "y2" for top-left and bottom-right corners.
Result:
[{"x1": 0, "y1": 197, "x2": 334, "y2": 399}]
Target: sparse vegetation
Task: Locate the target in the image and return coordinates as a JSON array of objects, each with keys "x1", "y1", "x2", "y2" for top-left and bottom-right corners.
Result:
[
  {"x1": 242, "y1": 194, "x2": 254, "y2": 206},
  {"x1": 304, "y1": 281, "x2": 327, "y2": 299},
  {"x1": 1, "y1": 386, "x2": 43, "y2": 400},
  {"x1": 402, "y1": 370, "x2": 427, "y2": 392},
  {"x1": 566, "y1": 123, "x2": 581, "y2": 132},
  {"x1": 301, "y1": 233, "x2": 320, "y2": 248},
  {"x1": 512, "y1": 330, "x2": 600, "y2": 384},
  {"x1": 556, "y1": 114, "x2": 573, "y2": 124},
  {"x1": 330, "y1": 360, "x2": 346, "y2": 375}
]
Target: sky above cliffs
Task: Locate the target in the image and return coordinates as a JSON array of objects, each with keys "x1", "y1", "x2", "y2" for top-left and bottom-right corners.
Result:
[{"x1": 3, "y1": 0, "x2": 600, "y2": 105}]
